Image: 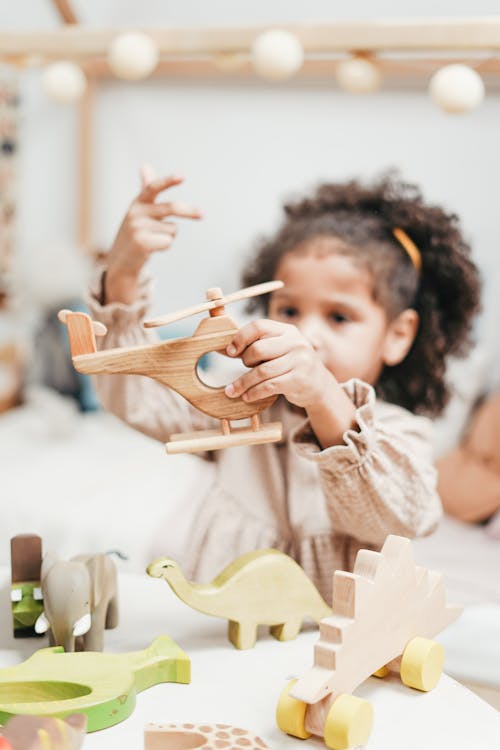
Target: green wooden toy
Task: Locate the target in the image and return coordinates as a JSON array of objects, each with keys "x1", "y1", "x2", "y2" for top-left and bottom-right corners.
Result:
[
  {"x1": 147, "y1": 549, "x2": 332, "y2": 649},
  {"x1": 10, "y1": 535, "x2": 44, "y2": 639},
  {"x1": 0, "y1": 637, "x2": 190, "y2": 732}
]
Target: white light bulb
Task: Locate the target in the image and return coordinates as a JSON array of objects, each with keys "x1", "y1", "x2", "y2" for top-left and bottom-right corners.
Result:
[
  {"x1": 43, "y1": 61, "x2": 86, "y2": 103},
  {"x1": 108, "y1": 32, "x2": 159, "y2": 81},
  {"x1": 335, "y1": 56, "x2": 381, "y2": 94},
  {"x1": 429, "y1": 64, "x2": 485, "y2": 114},
  {"x1": 251, "y1": 30, "x2": 303, "y2": 81}
]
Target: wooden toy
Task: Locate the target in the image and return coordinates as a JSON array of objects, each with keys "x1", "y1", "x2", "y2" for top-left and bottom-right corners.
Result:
[
  {"x1": 0, "y1": 344, "x2": 23, "y2": 415},
  {"x1": 0, "y1": 714, "x2": 87, "y2": 749},
  {"x1": 10, "y1": 535, "x2": 44, "y2": 638},
  {"x1": 144, "y1": 722, "x2": 269, "y2": 749},
  {"x1": 58, "y1": 281, "x2": 284, "y2": 454},
  {"x1": 276, "y1": 535, "x2": 462, "y2": 750},
  {"x1": 147, "y1": 549, "x2": 332, "y2": 650},
  {"x1": 34, "y1": 553, "x2": 118, "y2": 653},
  {"x1": 0, "y1": 636, "x2": 190, "y2": 732}
]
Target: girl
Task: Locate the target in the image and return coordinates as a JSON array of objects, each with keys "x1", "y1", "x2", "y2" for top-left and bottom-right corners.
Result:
[{"x1": 88, "y1": 170, "x2": 480, "y2": 603}]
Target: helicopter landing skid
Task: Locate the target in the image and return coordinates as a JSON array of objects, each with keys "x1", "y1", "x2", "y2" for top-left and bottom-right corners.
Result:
[{"x1": 166, "y1": 421, "x2": 283, "y2": 455}]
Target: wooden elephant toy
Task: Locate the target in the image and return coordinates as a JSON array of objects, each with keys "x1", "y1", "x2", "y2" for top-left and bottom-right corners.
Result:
[
  {"x1": 34, "y1": 553, "x2": 118, "y2": 652},
  {"x1": 0, "y1": 714, "x2": 87, "y2": 749}
]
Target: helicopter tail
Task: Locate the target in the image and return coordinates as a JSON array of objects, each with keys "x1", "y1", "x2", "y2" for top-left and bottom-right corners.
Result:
[{"x1": 58, "y1": 310, "x2": 107, "y2": 359}]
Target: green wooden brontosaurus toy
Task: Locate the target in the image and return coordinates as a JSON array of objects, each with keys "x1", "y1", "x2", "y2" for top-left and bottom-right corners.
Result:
[
  {"x1": 0, "y1": 636, "x2": 190, "y2": 732},
  {"x1": 147, "y1": 549, "x2": 332, "y2": 649}
]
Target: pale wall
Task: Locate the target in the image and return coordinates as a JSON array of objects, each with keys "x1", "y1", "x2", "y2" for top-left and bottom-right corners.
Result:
[{"x1": 4, "y1": 2, "x2": 500, "y2": 410}]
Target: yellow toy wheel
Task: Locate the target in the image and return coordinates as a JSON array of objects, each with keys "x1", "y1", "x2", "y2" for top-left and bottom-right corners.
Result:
[
  {"x1": 372, "y1": 665, "x2": 390, "y2": 678},
  {"x1": 400, "y1": 637, "x2": 444, "y2": 691},
  {"x1": 276, "y1": 679, "x2": 311, "y2": 739},
  {"x1": 324, "y1": 694, "x2": 374, "y2": 750}
]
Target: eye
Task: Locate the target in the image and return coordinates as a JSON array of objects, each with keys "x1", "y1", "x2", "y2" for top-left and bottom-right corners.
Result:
[
  {"x1": 329, "y1": 312, "x2": 349, "y2": 324},
  {"x1": 278, "y1": 306, "x2": 299, "y2": 319}
]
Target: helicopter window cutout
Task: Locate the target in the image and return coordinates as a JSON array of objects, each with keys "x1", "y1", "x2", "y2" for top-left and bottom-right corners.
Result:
[
  {"x1": 59, "y1": 281, "x2": 284, "y2": 455},
  {"x1": 195, "y1": 350, "x2": 250, "y2": 389}
]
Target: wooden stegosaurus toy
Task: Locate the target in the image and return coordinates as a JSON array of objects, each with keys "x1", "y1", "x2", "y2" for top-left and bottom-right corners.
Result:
[
  {"x1": 147, "y1": 549, "x2": 332, "y2": 649},
  {"x1": 276, "y1": 535, "x2": 462, "y2": 750}
]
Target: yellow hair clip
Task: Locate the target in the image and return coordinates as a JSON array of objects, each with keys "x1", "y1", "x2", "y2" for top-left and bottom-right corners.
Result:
[{"x1": 392, "y1": 227, "x2": 422, "y2": 273}]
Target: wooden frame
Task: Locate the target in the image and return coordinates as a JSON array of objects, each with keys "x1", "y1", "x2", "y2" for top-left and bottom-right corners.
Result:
[
  {"x1": 3, "y1": 19, "x2": 500, "y2": 58},
  {"x1": 4, "y1": 15, "x2": 500, "y2": 249}
]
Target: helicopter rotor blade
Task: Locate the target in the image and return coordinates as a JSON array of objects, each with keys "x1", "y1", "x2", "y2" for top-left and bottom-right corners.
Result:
[
  {"x1": 217, "y1": 280, "x2": 283, "y2": 306},
  {"x1": 143, "y1": 280, "x2": 284, "y2": 329},
  {"x1": 144, "y1": 301, "x2": 216, "y2": 328}
]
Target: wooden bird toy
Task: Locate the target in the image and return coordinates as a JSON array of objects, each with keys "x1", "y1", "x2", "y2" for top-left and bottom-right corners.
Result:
[
  {"x1": 58, "y1": 281, "x2": 283, "y2": 454},
  {"x1": 147, "y1": 549, "x2": 332, "y2": 650},
  {"x1": 0, "y1": 714, "x2": 87, "y2": 750},
  {"x1": 276, "y1": 535, "x2": 462, "y2": 750},
  {"x1": 0, "y1": 636, "x2": 189, "y2": 732},
  {"x1": 144, "y1": 722, "x2": 269, "y2": 749},
  {"x1": 10, "y1": 535, "x2": 44, "y2": 639}
]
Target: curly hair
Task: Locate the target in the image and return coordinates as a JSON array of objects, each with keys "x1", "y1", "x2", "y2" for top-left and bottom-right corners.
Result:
[{"x1": 241, "y1": 173, "x2": 481, "y2": 417}]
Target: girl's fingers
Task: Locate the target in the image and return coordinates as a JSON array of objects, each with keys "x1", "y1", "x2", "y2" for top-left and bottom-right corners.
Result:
[
  {"x1": 140, "y1": 163, "x2": 156, "y2": 188},
  {"x1": 138, "y1": 174, "x2": 184, "y2": 203},
  {"x1": 137, "y1": 201, "x2": 203, "y2": 220},
  {"x1": 226, "y1": 319, "x2": 291, "y2": 357},
  {"x1": 136, "y1": 232, "x2": 176, "y2": 253},
  {"x1": 240, "y1": 334, "x2": 294, "y2": 368},
  {"x1": 138, "y1": 218, "x2": 177, "y2": 236},
  {"x1": 237, "y1": 373, "x2": 293, "y2": 403},
  {"x1": 225, "y1": 353, "x2": 293, "y2": 399}
]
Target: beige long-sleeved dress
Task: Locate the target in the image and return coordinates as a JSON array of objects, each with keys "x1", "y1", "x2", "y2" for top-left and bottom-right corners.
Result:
[{"x1": 87, "y1": 281, "x2": 441, "y2": 604}]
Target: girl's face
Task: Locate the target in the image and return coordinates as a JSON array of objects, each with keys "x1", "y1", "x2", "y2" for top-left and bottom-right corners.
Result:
[{"x1": 269, "y1": 243, "x2": 415, "y2": 385}]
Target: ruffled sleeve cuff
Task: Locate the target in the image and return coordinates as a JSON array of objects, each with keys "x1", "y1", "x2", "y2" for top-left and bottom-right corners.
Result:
[
  {"x1": 85, "y1": 267, "x2": 154, "y2": 332},
  {"x1": 290, "y1": 378, "x2": 377, "y2": 473}
]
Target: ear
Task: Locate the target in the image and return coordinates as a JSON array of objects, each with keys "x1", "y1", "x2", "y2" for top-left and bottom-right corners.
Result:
[
  {"x1": 85, "y1": 555, "x2": 108, "y2": 604},
  {"x1": 41, "y1": 551, "x2": 59, "y2": 582},
  {"x1": 382, "y1": 308, "x2": 419, "y2": 367}
]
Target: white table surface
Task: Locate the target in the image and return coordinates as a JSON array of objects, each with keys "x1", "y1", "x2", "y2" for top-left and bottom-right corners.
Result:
[{"x1": 0, "y1": 572, "x2": 499, "y2": 750}]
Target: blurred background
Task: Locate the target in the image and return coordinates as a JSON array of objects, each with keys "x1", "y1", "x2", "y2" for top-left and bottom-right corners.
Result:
[{"x1": 1, "y1": 0, "x2": 500, "y2": 708}]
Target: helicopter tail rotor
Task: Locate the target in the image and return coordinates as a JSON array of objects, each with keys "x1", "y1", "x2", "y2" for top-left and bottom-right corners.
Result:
[{"x1": 58, "y1": 310, "x2": 107, "y2": 358}]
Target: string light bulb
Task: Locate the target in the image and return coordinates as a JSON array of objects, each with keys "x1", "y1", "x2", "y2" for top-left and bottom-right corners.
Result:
[
  {"x1": 42, "y1": 61, "x2": 86, "y2": 103},
  {"x1": 335, "y1": 55, "x2": 381, "y2": 93},
  {"x1": 108, "y1": 32, "x2": 159, "y2": 81},
  {"x1": 251, "y1": 29, "x2": 303, "y2": 81},
  {"x1": 429, "y1": 64, "x2": 485, "y2": 114}
]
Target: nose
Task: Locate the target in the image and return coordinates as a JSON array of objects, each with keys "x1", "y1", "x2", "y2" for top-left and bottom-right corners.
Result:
[{"x1": 296, "y1": 316, "x2": 324, "y2": 351}]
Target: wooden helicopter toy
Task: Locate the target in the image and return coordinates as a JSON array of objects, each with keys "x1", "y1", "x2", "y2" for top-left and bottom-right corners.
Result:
[{"x1": 58, "y1": 281, "x2": 283, "y2": 454}]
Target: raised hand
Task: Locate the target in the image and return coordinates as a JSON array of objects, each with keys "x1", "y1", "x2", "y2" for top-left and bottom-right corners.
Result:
[{"x1": 105, "y1": 165, "x2": 203, "y2": 304}]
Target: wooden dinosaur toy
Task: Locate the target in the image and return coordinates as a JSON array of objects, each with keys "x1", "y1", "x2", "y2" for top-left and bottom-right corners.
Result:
[
  {"x1": 0, "y1": 714, "x2": 87, "y2": 750},
  {"x1": 58, "y1": 281, "x2": 284, "y2": 454},
  {"x1": 144, "y1": 722, "x2": 269, "y2": 749},
  {"x1": 276, "y1": 535, "x2": 462, "y2": 750},
  {"x1": 0, "y1": 636, "x2": 189, "y2": 732},
  {"x1": 147, "y1": 549, "x2": 332, "y2": 649}
]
